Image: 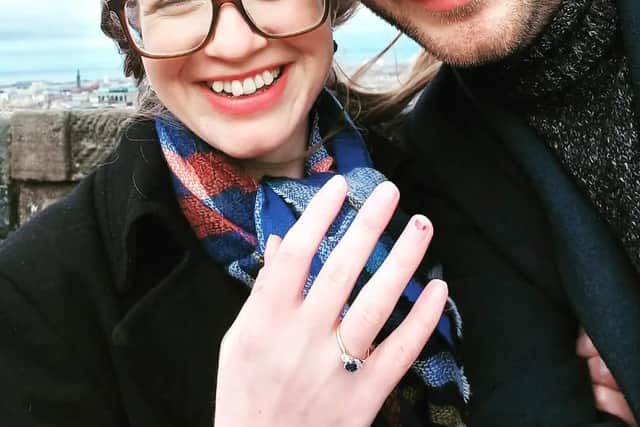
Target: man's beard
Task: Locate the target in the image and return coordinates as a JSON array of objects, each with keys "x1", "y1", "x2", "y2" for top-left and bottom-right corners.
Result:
[{"x1": 362, "y1": 0, "x2": 562, "y2": 67}]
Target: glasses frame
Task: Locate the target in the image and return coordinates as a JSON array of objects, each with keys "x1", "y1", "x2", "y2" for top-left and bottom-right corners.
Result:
[{"x1": 107, "y1": 0, "x2": 331, "y2": 59}]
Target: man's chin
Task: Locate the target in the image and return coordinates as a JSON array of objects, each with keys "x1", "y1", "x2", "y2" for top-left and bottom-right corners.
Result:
[
  {"x1": 409, "y1": 4, "x2": 536, "y2": 67},
  {"x1": 364, "y1": 0, "x2": 559, "y2": 67},
  {"x1": 418, "y1": 34, "x2": 525, "y2": 67}
]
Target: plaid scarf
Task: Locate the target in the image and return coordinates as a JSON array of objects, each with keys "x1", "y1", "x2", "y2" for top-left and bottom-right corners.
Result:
[{"x1": 157, "y1": 91, "x2": 469, "y2": 426}]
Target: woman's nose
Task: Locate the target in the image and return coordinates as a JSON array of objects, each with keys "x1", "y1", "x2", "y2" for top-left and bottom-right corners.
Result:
[{"x1": 202, "y1": 4, "x2": 268, "y2": 61}]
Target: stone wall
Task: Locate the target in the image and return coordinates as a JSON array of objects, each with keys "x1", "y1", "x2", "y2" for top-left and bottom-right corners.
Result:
[{"x1": 0, "y1": 110, "x2": 131, "y2": 238}]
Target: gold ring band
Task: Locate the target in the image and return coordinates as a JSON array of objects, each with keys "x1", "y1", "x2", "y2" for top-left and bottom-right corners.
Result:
[{"x1": 336, "y1": 324, "x2": 369, "y2": 373}]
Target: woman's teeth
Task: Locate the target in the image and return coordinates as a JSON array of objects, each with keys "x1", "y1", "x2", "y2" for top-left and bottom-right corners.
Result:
[{"x1": 210, "y1": 67, "x2": 282, "y2": 97}]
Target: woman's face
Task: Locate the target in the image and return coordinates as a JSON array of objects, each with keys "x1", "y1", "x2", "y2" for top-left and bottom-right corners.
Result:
[{"x1": 142, "y1": 3, "x2": 334, "y2": 164}]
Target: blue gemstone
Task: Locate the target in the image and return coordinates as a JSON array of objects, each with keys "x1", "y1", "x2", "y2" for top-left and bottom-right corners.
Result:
[{"x1": 344, "y1": 360, "x2": 359, "y2": 373}]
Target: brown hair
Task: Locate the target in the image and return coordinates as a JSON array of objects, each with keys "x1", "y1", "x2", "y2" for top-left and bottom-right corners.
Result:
[{"x1": 332, "y1": 47, "x2": 439, "y2": 127}]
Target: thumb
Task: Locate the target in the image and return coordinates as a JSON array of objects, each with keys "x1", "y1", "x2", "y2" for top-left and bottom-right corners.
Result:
[{"x1": 264, "y1": 234, "x2": 282, "y2": 266}]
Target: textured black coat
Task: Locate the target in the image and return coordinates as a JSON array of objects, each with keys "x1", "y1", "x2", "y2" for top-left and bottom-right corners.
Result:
[
  {"x1": 386, "y1": 0, "x2": 640, "y2": 425},
  {"x1": 0, "y1": 120, "x2": 434, "y2": 427},
  {"x1": 0, "y1": 121, "x2": 249, "y2": 426}
]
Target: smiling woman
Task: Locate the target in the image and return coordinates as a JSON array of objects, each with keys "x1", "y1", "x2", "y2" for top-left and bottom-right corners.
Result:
[{"x1": 0, "y1": 0, "x2": 467, "y2": 426}]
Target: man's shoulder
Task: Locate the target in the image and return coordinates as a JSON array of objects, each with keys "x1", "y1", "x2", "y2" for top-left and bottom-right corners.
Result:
[{"x1": 408, "y1": 67, "x2": 477, "y2": 139}]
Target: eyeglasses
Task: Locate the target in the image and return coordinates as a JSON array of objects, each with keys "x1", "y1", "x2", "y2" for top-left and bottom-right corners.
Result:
[{"x1": 107, "y1": 0, "x2": 330, "y2": 59}]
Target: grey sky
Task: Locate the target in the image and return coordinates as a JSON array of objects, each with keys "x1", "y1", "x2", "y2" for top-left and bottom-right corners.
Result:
[
  {"x1": 0, "y1": 0, "x2": 103, "y2": 39},
  {"x1": 0, "y1": 0, "x2": 401, "y2": 41}
]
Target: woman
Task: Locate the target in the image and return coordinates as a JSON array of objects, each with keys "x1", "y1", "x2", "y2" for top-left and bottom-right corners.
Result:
[{"x1": 0, "y1": 0, "x2": 467, "y2": 426}]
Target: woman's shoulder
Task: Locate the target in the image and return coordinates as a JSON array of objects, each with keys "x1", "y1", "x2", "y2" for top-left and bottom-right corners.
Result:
[{"x1": 0, "y1": 174, "x2": 113, "y2": 317}]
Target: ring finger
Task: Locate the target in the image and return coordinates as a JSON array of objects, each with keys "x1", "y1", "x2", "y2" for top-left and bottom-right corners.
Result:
[{"x1": 338, "y1": 214, "x2": 434, "y2": 360}]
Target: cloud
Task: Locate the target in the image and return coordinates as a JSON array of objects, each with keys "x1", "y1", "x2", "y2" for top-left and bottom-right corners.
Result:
[{"x1": 0, "y1": 0, "x2": 103, "y2": 39}]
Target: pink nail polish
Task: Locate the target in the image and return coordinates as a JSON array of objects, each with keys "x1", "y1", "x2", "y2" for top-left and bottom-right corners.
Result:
[{"x1": 414, "y1": 217, "x2": 430, "y2": 232}]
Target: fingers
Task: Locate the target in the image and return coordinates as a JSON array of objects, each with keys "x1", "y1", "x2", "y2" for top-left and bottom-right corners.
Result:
[
  {"x1": 593, "y1": 384, "x2": 638, "y2": 426},
  {"x1": 338, "y1": 214, "x2": 433, "y2": 358},
  {"x1": 576, "y1": 330, "x2": 621, "y2": 391},
  {"x1": 304, "y1": 181, "x2": 400, "y2": 323},
  {"x1": 261, "y1": 175, "x2": 347, "y2": 304},
  {"x1": 577, "y1": 328, "x2": 598, "y2": 358},
  {"x1": 588, "y1": 356, "x2": 619, "y2": 390},
  {"x1": 365, "y1": 280, "x2": 448, "y2": 395}
]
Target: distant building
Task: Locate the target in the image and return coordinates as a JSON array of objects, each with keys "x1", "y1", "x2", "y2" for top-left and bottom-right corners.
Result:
[{"x1": 95, "y1": 86, "x2": 138, "y2": 107}]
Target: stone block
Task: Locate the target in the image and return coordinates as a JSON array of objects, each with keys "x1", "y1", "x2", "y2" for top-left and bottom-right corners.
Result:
[
  {"x1": 69, "y1": 109, "x2": 130, "y2": 180},
  {"x1": 0, "y1": 115, "x2": 12, "y2": 234},
  {"x1": 11, "y1": 111, "x2": 70, "y2": 182},
  {"x1": 18, "y1": 182, "x2": 76, "y2": 227}
]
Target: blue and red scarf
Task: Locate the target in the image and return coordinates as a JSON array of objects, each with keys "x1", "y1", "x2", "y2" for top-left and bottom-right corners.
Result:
[{"x1": 156, "y1": 90, "x2": 469, "y2": 426}]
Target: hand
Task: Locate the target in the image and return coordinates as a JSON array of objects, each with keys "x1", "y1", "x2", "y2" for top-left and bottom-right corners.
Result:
[
  {"x1": 577, "y1": 328, "x2": 637, "y2": 426},
  {"x1": 214, "y1": 176, "x2": 448, "y2": 427}
]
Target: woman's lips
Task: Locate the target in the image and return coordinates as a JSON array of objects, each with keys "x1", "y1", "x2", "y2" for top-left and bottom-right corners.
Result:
[
  {"x1": 201, "y1": 65, "x2": 289, "y2": 117},
  {"x1": 412, "y1": 0, "x2": 476, "y2": 13}
]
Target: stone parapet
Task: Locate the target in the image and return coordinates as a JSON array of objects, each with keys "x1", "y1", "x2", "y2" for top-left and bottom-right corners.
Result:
[
  {"x1": 0, "y1": 114, "x2": 12, "y2": 234},
  {"x1": 69, "y1": 109, "x2": 129, "y2": 180},
  {"x1": 11, "y1": 111, "x2": 71, "y2": 182},
  {"x1": 1, "y1": 109, "x2": 131, "y2": 237}
]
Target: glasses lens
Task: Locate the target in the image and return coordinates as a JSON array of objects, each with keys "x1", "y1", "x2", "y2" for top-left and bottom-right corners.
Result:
[
  {"x1": 124, "y1": 0, "x2": 213, "y2": 56},
  {"x1": 242, "y1": 0, "x2": 327, "y2": 36}
]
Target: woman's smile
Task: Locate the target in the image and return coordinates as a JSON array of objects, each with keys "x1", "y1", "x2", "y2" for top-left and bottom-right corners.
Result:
[{"x1": 200, "y1": 63, "x2": 290, "y2": 116}]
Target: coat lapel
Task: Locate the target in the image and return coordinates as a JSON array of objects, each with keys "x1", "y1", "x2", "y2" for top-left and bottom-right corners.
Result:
[
  {"x1": 405, "y1": 67, "x2": 558, "y2": 288},
  {"x1": 97, "y1": 121, "x2": 248, "y2": 427}
]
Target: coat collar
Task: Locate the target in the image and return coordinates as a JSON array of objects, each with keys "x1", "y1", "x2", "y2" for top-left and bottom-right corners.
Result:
[
  {"x1": 94, "y1": 119, "x2": 247, "y2": 426},
  {"x1": 94, "y1": 118, "x2": 198, "y2": 295}
]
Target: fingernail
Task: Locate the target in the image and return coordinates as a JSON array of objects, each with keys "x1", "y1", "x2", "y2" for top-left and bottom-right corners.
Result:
[
  {"x1": 413, "y1": 215, "x2": 432, "y2": 232},
  {"x1": 376, "y1": 181, "x2": 399, "y2": 201},
  {"x1": 425, "y1": 280, "x2": 448, "y2": 297},
  {"x1": 599, "y1": 358, "x2": 610, "y2": 374}
]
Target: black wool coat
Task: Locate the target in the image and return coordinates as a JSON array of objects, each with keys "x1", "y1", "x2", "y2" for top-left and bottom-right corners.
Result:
[
  {"x1": 0, "y1": 121, "x2": 249, "y2": 427},
  {"x1": 0, "y1": 119, "x2": 430, "y2": 427},
  {"x1": 388, "y1": 0, "x2": 640, "y2": 425}
]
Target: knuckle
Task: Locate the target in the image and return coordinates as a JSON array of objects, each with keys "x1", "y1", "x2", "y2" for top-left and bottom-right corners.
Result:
[
  {"x1": 589, "y1": 357, "x2": 608, "y2": 383},
  {"x1": 277, "y1": 240, "x2": 308, "y2": 262},
  {"x1": 353, "y1": 302, "x2": 387, "y2": 329},
  {"x1": 386, "y1": 251, "x2": 416, "y2": 273},
  {"x1": 391, "y1": 341, "x2": 419, "y2": 371},
  {"x1": 357, "y1": 209, "x2": 386, "y2": 233},
  {"x1": 321, "y1": 260, "x2": 351, "y2": 288}
]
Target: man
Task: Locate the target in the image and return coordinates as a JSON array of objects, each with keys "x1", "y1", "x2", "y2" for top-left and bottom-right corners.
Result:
[{"x1": 362, "y1": 0, "x2": 640, "y2": 425}]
